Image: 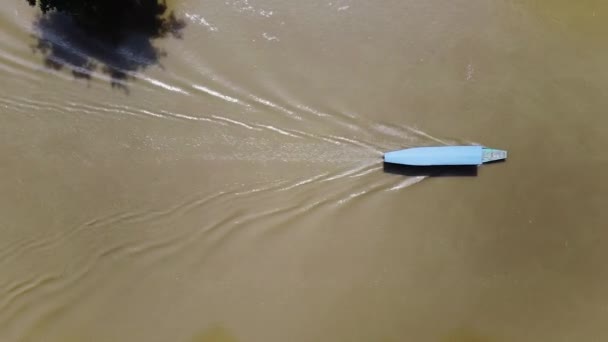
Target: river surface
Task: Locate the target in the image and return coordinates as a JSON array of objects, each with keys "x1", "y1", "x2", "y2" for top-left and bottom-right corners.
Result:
[{"x1": 2, "y1": 0, "x2": 608, "y2": 341}]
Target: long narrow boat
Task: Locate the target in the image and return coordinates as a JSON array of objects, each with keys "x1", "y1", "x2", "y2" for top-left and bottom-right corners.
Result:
[{"x1": 383, "y1": 145, "x2": 507, "y2": 166}]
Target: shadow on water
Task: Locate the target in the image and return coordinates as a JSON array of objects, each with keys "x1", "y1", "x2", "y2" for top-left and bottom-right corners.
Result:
[
  {"x1": 383, "y1": 163, "x2": 479, "y2": 177},
  {"x1": 28, "y1": 0, "x2": 186, "y2": 92}
]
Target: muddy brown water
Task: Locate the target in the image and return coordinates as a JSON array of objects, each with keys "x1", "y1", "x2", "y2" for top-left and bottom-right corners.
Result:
[{"x1": 2, "y1": 0, "x2": 608, "y2": 341}]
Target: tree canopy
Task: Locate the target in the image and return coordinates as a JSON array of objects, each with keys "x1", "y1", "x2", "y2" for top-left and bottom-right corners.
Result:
[
  {"x1": 25, "y1": 0, "x2": 180, "y2": 40},
  {"x1": 26, "y1": 0, "x2": 185, "y2": 91}
]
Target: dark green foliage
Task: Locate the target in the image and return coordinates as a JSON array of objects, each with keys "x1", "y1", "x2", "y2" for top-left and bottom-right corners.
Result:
[
  {"x1": 26, "y1": 0, "x2": 186, "y2": 91},
  {"x1": 26, "y1": 0, "x2": 183, "y2": 41},
  {"x1": 27, "y1": 0, "x2": 106, "y2": 16}
]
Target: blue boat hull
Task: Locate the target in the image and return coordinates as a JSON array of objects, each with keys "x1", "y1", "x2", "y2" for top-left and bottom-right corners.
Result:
[{"x1": 383, "y1": 146, "x2": 507, "y2": 166}]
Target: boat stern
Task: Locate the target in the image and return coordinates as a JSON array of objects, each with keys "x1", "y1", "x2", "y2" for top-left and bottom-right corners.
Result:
[{"x1": 482, "y1": 148, "x2": 507, "y2": 163}]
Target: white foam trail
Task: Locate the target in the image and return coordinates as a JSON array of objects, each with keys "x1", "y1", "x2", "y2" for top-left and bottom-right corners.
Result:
[
  {"x1": 349, "y1": 166, "x2": 382, "y2": 178},
  {"x1": 212, "y1": 115, "x2": 259, "y2": 130},
  {"x1": 321, "y1": 137, "x2": 342, "y2": 145},
  {"x1": 250, "y1": 95, "x2": 301, "y2": 120},
  {"x1": 259, "y1": 10, "x2": 274, "y2": 17},
  {"x1": 163, "y1": 111, "x2": 225, "y2": 124},
  {"x1": 185, "y1": 13, "x2": 218, "y2": 32},
  {"x1": 387, "y1": 176, "x2": 426, "y2": 191},
  {"x1": 337, "y1": 190, "x2": 368, "y2": 205},
  {"x1": 255, "y1": 124, "x2": 301, "y2": 138},
  {"x1": 296, "y1": 104, "x2": 330, "y2": 117},
  {"x1": 262, "y1": 33, "x2": 279, "y2": 41},
  {"x1": 372, "y1": 123, "x2": 412, "y2": 139},
  {"x1": 233, "y1": 180, "x2": 289, "y2": 196},
  {"x1": 138, "y1": 109, "x2": 168, "y2": 119},
  {"x1": 278, "y1": 173, "x2": 330, "y2": 191},
  {"x1": 193, "y1": 84, "x2": 242, "y2": 104},
  {"x1": 142, "y1": 76, "x2": 190, "y2": 95},
  {"x1": 321, "y1": 163, "x2": 376, "y2": 182},
  {"x1": 72, "y1": 102, "x2": 142, "y2": 119}
]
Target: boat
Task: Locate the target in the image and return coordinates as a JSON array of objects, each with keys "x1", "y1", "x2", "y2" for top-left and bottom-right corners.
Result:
[{"x1": 383, "y1": 145, "x2": 507, "y2": 166}]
